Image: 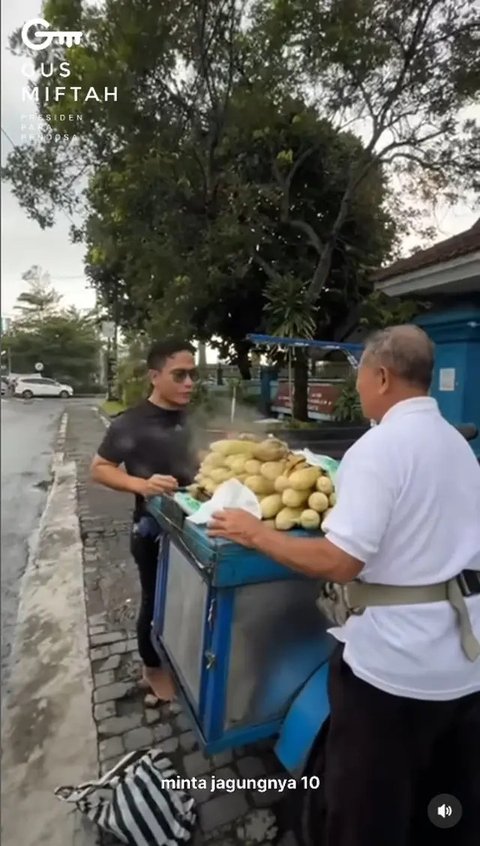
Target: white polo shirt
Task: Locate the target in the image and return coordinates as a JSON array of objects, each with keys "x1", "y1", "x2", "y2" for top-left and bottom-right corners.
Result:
[{"x1": 323, "y1": 397, "x2": 480, "y2": 700}]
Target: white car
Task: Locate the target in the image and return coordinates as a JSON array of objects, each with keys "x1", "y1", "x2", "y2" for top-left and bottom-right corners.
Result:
[{"x1": 14, "y1": 376, "x2": 74, "y2": 399}]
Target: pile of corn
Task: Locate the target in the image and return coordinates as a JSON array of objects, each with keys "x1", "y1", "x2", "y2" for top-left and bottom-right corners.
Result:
[{"x1": 188, "y1": 436, "x2": 335, "y2": 532}]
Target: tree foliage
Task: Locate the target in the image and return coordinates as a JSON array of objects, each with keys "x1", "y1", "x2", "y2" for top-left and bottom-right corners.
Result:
[
  {"x1": 3, "y1": 0, "x2": 479, "y2": 414},
  {"x1": 4, "y1": 273, "x2": 101, "y2": 388}
]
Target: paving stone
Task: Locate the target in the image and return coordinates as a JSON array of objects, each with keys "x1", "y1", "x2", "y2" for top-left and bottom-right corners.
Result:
[
  {"x1": 250, "y1": 785, "x2": 284, "y2": 808},
  {"x1": 100, "y1": 755, "x2": 124, "y2": 775},
  {"x1": 90, "y1": 646, "x2": 110, "y2": 661},
  {"x1": 153, "y1": 722, "x2": 173, "y2": 743},
  {"x1": 174, "y1": 713, "x2": 192, "y2": 733},
  {"x1": 191, "y1": 781, "x2": 216, "y2": 804},
  {"x1": 99, "y1": 736, "x2": 124, "y2": 762},
  {"x1": 89, "y1": 613, "x2": 107, "y2": 627},
  {"x1": 168, "y1": 700, "x2": 182, "y2": 715},
  {"x1": 212, "y1": 767, "x2": 237, "y2": 787},
  {"x1": 125, "y1": 637, "x2": 138, "y2": 652},
  {"x1": 236, "y1": 809, "x2": 278, "y2": 843},
  {"x1": 98, "y1": 714, "x2": 143, "y2": 736},
  {"x1": 158, "y1": 737, "x2": 179, "y2": 755},
  {"x1": 237, "y1": 756, "x2": 267, "y2": 780},
  {"x1": 123, "y1": 727, "x2": 154, "y2": 751},
  {"x1": 109, "y1": 641, "x2": 129, "y2": 655},
  {"x1": 145, "y1": 708, "x2": 161, "y2": 725},
  {"x1": 184, "y1": 750, "x2": 212, "y2": 778},
  {"x1": 91, "y1": 632, "x2": 126, "y2": 647},
  {"x1": 212, "y1": 749, "x2": 233, "y2": 767},
  {"x1": 94, "y1": 702, "x2": 116, "y2": 722},
  {"x1": 89, "y1": 624, "x2": 107, "y2": 635},
  {"x1": 94, "y1": 670, "x2": 115, "y2": 688},
  {"x1": 179, "y1": 730, "x2": 198, "y2": 752},
  {"x1": 199, "y1": 793, "x2": 249, "y2": 833},
  {"x1": 98, "y1": 654, "x2": 122, "y2": 672},
  {"x1": 262, "y1": 751, "x2": 282, "y2": 775},
  {"x1": 94, "y1": 682, "x2": 132, "y2": 704}
]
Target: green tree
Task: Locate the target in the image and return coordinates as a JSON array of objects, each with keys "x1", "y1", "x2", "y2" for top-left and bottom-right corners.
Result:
[
  {"x1": 5, "y1": 280, "x2": 101, "y2": 389},
  {"x1": 81, "y1": 94, "x2": 395, "y2": 389},
  {"x1": 256, "y1": 0, "x2": 480, "y2": 301},
  {"x1": 14, "y1": 266, "x2": 61, "y2": 321},
  {"x1": 8, "y1": 0, "x2": 472, "y2": 413}
]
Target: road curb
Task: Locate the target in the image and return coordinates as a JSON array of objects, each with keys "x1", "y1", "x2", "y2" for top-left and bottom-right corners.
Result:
[{"x1": 1, "y1": 411, "x2": 99, "y2": 846}]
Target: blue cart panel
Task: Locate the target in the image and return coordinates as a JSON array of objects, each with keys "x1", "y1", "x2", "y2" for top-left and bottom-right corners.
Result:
[{"x1": 148, "y1": 496, "x2": 334, "y2": 757}]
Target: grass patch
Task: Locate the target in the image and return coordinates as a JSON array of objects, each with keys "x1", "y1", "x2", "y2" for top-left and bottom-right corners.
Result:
[{"x1": 100, "y1": 399, "x2": 126, "y2": 417}]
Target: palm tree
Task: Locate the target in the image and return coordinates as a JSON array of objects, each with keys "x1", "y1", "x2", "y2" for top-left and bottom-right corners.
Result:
[{"x1": 264, "y1": 274, "x2": 317, "y2": 421}]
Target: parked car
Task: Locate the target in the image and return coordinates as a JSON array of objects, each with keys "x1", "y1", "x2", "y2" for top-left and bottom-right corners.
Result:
[
  {"x1": 1, "y1": 377, "x2": 8, "y2": 396},
  {"x1": 14, "y1": 376, "x2": 74, "y2": 399}
]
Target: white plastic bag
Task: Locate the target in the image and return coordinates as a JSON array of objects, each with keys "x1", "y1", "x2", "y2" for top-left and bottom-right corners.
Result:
[{"x1": 188, "y1": 478, "x2": 262, "y2": 525}]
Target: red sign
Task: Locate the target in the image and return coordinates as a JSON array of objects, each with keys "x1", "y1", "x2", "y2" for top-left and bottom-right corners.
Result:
[{"x1": 273, "y1": 381, "x2": 342, "y2": 417}]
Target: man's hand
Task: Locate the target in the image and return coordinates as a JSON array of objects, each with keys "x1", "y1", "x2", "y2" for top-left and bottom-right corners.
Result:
[
  {"x1": 139, "y1": 475, "x2": 178, "y2": 498},
  {"x1": 208, "y1": 509, "x2": 266, "y2": 548}
]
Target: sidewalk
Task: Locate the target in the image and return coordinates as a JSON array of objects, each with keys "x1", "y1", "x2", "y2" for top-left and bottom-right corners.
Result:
[{"x1": 66, "y1": 404, "x2": 298, "y2": 846}]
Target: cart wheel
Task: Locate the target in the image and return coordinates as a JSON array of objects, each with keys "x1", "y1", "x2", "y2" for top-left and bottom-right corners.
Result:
[{"x1": 293, "y1": 720, "x2": 329, "y2": 846}]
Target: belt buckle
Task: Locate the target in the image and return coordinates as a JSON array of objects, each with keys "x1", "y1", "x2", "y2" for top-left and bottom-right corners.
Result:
[
  {"x1": 343, "y1": 582, "x2": 364, "y2": 616},
  {"x1": 456, "y1": 570, "x2": 480, "y2": 597}
]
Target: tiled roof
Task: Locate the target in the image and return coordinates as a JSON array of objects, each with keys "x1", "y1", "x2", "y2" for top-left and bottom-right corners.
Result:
[{"x1": 374, "y1": 219, "x2": 480, "y2": 282}]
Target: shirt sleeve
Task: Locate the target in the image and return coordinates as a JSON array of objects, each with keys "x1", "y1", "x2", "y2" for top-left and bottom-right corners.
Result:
[
  {"x1": 96, "y1": 417, "x2": 132, "y2": 466},
  {"x1": 322, "y1": 437, "x2": 396, "y2": 565}
]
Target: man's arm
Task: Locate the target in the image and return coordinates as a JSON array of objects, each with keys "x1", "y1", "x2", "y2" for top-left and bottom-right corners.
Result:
[
  {"x1": 245, "y1": 525, "x2": 363, "y2": 582},
  {"x1": 209, "y1": 513, "x2": 363, "y2": 582},
  {"x1": 209, "y1": 436, "x2": 396, "y2": 583},
  {"x1": 91, "y1": 454, "x2": 148, "y2": 496}
]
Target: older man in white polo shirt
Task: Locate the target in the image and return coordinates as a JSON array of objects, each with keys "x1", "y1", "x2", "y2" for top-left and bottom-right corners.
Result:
[{"x1": 209, "y1": 325, "x2": 480, "y2": 846}]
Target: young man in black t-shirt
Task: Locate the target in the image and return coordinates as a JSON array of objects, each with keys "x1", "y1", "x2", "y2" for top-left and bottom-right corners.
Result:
[{"x1": 91, "y1": 339, "x2": 198, "y2": 700}]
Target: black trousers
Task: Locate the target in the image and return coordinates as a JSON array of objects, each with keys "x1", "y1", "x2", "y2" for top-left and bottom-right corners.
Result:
[
  {"x1": 323, "y1": 645, "x2": 480, "y2": 846},
  {"x1": 130, "y1": 531, "x2": 161, "y2": 668}
]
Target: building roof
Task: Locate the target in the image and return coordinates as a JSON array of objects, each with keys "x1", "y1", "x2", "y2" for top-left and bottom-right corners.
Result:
[{"x1": 374, "y1": 219, "x2": 480, "y2": 282}]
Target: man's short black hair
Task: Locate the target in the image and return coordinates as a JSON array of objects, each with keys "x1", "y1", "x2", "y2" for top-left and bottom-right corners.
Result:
[{"x1": 146, "y1": 338, "x2": 195, "y2": 371}]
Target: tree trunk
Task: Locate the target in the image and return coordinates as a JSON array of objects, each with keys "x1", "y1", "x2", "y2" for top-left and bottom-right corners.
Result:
[
  {"x1": 235, "y1": 342, "x2": 251, "y2": 380},
  {"x1": 293, "y1": 348, "x2": 309, "y2": 421},
  {"x1": 197, "y1": 341, "x2": 208, "y2": 376},
  {"x1": 307, "y1": 177, "x2": 356, "y2": 302}
]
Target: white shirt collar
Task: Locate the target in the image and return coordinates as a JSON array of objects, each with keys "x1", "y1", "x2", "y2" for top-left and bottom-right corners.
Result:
[{"x1": 381, "y1": 396, "x2": 438, "y2": 424}]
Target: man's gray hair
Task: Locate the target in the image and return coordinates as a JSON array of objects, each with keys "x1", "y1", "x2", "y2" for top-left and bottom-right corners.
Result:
[{"x1": 363, "y1": 325, "x2": 435, "y2": 390}]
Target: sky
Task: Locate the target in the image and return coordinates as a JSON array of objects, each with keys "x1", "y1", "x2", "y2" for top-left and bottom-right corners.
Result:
[
  {"x1": 1, "y1": 1, "x2": 479, "y2": 322},
  {"x1": 1, "y1": 0, "x2": 95, "y2": 318}
]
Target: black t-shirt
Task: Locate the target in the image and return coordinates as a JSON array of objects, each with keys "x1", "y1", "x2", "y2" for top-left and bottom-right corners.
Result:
[{"x1": 97, "y1": 400, "x2": 197, "y2": 520}]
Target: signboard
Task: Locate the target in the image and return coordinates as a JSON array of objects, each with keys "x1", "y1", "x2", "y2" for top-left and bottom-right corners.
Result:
[
  {"x1": 272, "y1": 381, "x2": 342, "y2": 419},
  {"x1": 34, "y1": 361, "x2": 44, "y2": 372},
  {"x1": 439, "y1": 368, "x2": 455, "y2": 392}
]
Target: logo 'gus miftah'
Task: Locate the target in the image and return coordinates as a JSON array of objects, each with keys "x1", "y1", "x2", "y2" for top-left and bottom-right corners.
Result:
[{"x1": 21, "y1": 18, "x2": 83, "y2": 51}]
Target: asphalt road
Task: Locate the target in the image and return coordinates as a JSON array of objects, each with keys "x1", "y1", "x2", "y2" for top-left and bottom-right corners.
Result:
[{"x1": 1, "y1": 397, "x2": 65, "y2": 689}]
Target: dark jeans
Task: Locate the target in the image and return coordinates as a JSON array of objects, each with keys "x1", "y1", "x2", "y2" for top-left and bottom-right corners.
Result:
[
  {"x1": 129, "y1": 530, "x2": 161, "y2": 668},
  {"x1": 323, "y1": 645, "x2": 480, "y2": 846}
]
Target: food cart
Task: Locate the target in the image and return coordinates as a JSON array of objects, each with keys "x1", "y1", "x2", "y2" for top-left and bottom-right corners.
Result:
[{"x1": 147, "y1": 493, "x2": 333, "y2": 845}]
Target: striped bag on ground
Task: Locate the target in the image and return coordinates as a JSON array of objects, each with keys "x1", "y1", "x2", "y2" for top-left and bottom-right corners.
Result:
[{"x1": 55, "y1": 748, "x2": 197, "y2": 845}]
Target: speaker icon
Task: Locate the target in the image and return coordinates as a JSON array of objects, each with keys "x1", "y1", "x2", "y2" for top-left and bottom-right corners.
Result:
[{"x1": 428, "y1": 794, "x2": 462, "y2": 828}]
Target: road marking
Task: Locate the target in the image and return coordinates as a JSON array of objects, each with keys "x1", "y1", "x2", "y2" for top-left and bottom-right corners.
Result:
[
  {"x1": 53, "y1": 411, "x2": 68, "y2": 467},
  {"x1": 93, "y1": 406, "x2": 110, "y2": 428}
]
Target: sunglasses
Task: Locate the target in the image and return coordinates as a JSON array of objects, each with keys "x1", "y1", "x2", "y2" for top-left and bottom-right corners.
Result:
[{"x1": 170, "y1": 368, "x2": 200, "y2": 384}]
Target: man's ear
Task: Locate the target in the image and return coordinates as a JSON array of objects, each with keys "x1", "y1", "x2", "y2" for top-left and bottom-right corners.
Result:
[{"x1": 378, "y1": 366, "x2": 390, "y2": 395}]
